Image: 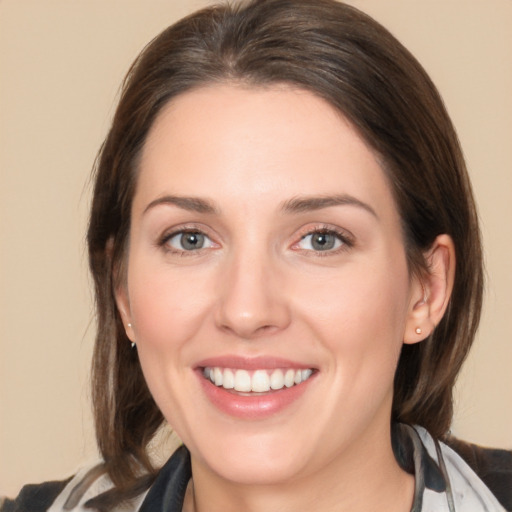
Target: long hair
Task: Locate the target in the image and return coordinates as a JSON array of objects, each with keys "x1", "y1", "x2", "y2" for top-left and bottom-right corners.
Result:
[{"x1": 87, "y1": 0, "x2": 483, "y2": 502}]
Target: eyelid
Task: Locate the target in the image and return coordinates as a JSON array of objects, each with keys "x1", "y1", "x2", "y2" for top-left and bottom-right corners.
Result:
[
  {"x1": 290, "y1": 224, "x2": 355, "y2": 254},
  {"x1": 167, "y1": 231, "x2": 215, "y2": 250},
  {"x1": 155, "y1": 222, "x2": 353, "y2": 256},
  {"x1": 158, "y1": 224, "x2": 220, "y2": 254}
]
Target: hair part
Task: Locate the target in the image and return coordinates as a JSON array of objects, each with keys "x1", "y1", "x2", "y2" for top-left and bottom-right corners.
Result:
[{"x1": 87, "y1": 0, "x2": 483, "y2": 503}]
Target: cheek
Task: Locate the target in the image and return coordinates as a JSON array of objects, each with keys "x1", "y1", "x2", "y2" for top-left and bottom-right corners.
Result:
[
  {"x1": 297, "y1": 261, "x2": 409, "y2": 339},
  {"x1": 127, "y1": 258, "x2": 212, "y2": 350},
  {"x1": 125, "y1": 259, "x2": 211, "y2": 427},
  {"x1": 293, "y1": 255, "x2": 411, "y2": 384}
]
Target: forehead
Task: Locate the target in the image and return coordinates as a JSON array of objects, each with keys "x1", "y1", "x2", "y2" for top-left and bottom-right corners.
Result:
[{"x1": 135, "y1": 84, "x2": 397, "y2": 221}]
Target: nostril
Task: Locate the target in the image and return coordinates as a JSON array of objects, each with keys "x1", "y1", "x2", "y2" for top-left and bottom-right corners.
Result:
[
  {"x1": 214, "y1": 268, "x2": 291, "y2": 337},
  {"x1": 218, "y1": 321, "x2": 280, "y2": 340}
]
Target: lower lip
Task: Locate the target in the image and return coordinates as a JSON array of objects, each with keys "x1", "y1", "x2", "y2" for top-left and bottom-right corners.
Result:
[{"x1": 197, "y1": 371, "x2": 315, "y2": 419}]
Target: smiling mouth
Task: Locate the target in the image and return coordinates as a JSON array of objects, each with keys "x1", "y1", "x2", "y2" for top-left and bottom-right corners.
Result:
[{"x1": 202, "y1": 367, "x2": 314, "y2": 393}]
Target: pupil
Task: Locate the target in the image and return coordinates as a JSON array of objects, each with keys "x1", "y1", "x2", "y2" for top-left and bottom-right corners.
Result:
[
  {"x1": 181, "y1": 232, "x2": 204, "y2": 250},
  {"x1": 312, "y1": 232, "x2": 335, "y2": 251}
]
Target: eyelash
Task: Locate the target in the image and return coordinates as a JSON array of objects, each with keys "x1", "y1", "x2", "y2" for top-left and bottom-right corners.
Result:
[
  {"x1": 292, "y1": 225, "x2": 354, "y2": 257},
  {"x1": 158, "y1": 225, "x2": 216, "y2": 256},
  {"x1": 157, "y1": 224, "x2": 354, "y2": 257}
]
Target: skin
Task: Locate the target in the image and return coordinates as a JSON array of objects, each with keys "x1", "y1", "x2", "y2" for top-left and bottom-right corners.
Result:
[{"x1": 116, "y1": 84, "x2": 454, "y2": 512}]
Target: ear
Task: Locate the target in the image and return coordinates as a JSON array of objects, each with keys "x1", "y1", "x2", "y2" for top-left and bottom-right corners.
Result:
[
  {"x1": 107, "y1": 237, "x2": 136, "y2": 342},
  {"x1": 404, "y1": 234, "x2": 455, "y2": 344},
  {"x1": 115, "y1": 282, "x2": 136, "y2": 342}
]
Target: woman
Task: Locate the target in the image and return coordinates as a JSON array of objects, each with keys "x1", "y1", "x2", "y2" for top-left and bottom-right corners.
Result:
[{"x1": 2, "y1": 0, "x2": 510, "y2": 511}]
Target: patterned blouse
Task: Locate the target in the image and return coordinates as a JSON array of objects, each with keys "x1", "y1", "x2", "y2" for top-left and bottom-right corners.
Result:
[{"x1": 2, "y1": 425, "x2": 510, "y2": 511}]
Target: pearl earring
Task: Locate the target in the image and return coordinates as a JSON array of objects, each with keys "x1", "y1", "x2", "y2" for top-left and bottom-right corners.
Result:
[
  {"x1": 415, "y1": 327, "x2": 422, "y2": 335},
  {"x1": 126, "y1": 323, "x2": 135, "y2": 348}
]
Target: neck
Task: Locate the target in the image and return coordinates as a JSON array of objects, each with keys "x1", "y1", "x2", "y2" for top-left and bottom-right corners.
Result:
[{"x1": 183, "y1": 425, "x2": 414, "y2": 512}]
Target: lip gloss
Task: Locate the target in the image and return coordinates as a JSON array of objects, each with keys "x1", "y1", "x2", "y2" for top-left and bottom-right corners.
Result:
[{"x1": 196, "y1": 367, "x2": 315, "y2": 419}]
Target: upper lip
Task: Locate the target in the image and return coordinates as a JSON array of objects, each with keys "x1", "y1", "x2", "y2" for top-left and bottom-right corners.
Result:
[{"x1": 195, "y1": 355, "x2": 316, "y2": 371}]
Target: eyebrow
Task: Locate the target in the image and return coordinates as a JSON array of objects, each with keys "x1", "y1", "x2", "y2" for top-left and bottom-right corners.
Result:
[
  {"x1": 143, "y1": 193, "x2": 377, "y2": 218},
  {"x1": 143, "y1": 195, "x2": 218, "y2": 215},
  {"x1": 280, "y1": 194, "x2": 377, "y2": 218}
]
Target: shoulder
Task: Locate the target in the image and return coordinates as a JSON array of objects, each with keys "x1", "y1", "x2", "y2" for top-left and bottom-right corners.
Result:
[
  {"x1": 1, "y1": 478, "x2": 73, "y2": 512},
  {"x1": 1, "y1": 445, "x2": 191, "y2": 512},
  {"x1": 0, "y1": 463, "x2": 146, "y2": 512},
  {"x1": 442, "y1": 434, "x2": 512, "y2": 512},
  {"x1": 414, "y1": 426, "x2": 512, "y2": 511}
]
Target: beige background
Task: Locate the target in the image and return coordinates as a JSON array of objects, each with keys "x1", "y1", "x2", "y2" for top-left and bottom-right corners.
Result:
[{"x1": 1, "y1": 0, "x2": 511, "y2": 497}]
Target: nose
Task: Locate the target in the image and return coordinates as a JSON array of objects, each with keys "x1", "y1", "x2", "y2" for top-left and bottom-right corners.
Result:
[{"x1": 215, "y1": 248, "x2": 291, "y2": 339}]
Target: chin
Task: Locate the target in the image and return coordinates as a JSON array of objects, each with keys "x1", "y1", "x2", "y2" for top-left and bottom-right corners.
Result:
[
  {"x1": 207, "y1": 452, "x2": 308, "y2": 485},
  {"x1": 190, "y1": 429, "x2": 315, "y2": 485}
]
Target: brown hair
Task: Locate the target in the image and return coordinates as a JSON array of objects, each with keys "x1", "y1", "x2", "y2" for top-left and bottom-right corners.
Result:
[{"x1": 87, "y1": 0, "x2": 483, "y2": 502}]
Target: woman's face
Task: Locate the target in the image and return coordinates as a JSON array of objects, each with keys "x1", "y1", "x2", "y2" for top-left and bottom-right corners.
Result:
[{"x1": 117, "y1": 84, "x2": 425, "y2": 485}]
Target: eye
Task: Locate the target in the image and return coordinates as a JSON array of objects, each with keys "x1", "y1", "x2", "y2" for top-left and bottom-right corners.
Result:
[
  {"x1": 296, "y1": 230, "x2": 348, "y2": 252},
  {"x1": 164, "y1": 230, "x2": 215, "y2": 252}
]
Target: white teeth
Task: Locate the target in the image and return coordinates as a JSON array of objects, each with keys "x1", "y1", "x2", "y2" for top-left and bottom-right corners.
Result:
[
  {"x1": 270, "y1": 369, "x2": 284, "y2": 390},
  {"x1": 252, "y1": 370, "x2": 270, "y2": 392},
  {"x1": 301, "y1": 369, "x2": 313, "y2": 381},
  {"x1": 205, "y1": 366, "x2": 314, "y2": 392},
  {"x1": 223, "y1": 368, "x2": 235, "y2": 389},
  {"x1": 284, "y1": 369, "x2": 295, "y2": 388},
  {"x1": 234, "y1": 369, "x2": 252, "y2": 392},
  {"x1": 214, "y1": 367, "x2": 223, "y2": 386}
]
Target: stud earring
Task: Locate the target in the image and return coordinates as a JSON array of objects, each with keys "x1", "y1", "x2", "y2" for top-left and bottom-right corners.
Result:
[
  {"x1": 415, "y1": 327, "x2": 422, "y2": 335},
  {"x1": 126, "y1": 324, "x2": 135, "y2": 348}
]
